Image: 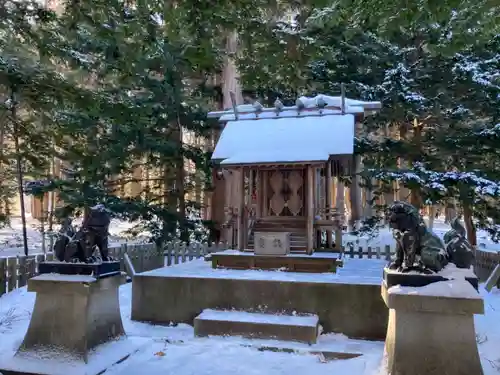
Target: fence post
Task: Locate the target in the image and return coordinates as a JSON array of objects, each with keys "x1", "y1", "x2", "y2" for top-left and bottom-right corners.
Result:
[
  {"x1": 165, "y1": 242, "x2": 172, "y2": 266},
  {"x1": 7, "y1": 258, "x2": 17, "y2": 292},
  {"x1": 174, "y1": 244, "x2": 180, "y2": 265},
  {"x1": 17, "y1": 257, "x2": 26, "y2": 288},
  {"x1": 0, "y1": 259, "x2": 6, "y2": 297},
  {"x1": 367, "y1": 246, "x2": 372, "y2": 259},
  {"x1": 35, "y1": 254, "x2": 44, "y2": 276},
  {"x1": 384, "y1": 245, "x2": 392, "y2": 261},
  {"x1": 181, "y1": 243, "x2": 187, "y2": 263}
]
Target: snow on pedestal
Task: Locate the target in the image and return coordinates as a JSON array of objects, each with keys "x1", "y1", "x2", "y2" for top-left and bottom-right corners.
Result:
[
  {"x1": 382, "y1": 278, "x2": 484, "y2": 375},
  {"x1": 0, "y1": 273, "x2": 148, "y2": 375}
]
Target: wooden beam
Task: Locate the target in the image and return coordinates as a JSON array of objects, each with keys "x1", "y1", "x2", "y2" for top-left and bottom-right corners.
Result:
[{"x1": 306, "y1": 166, "x2": 314, "y2": 254}]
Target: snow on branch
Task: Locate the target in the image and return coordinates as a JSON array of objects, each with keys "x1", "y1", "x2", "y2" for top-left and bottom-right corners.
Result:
[{"x1": 369, "y1": 162, "x2": 500, "y2": 201}]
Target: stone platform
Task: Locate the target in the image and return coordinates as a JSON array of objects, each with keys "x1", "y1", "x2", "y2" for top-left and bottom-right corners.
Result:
[
  {"x1": 211, "y1": 250, "x2": 343, "y2": 273},
  {"x1": 132, "y1": 258, "x2": 388, "y2": 340}
]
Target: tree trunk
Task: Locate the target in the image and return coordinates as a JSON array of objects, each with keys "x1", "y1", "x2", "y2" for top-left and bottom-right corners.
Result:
[
  {"x1": 222, "y1": 31, "x2": 243, "y2": 109},
  {"x1": 11, "y1": 89, "x2": 29, "y2": 256},
  {"x1": 47, "y1": 156, "x2": 56, "y2": 252},
  {"x1": 462, "y1": 203, "x2": 477, "y2": 247},
  {"x1": 410, "y1": 122, "x2": 423, "y2": 208},
  {"x1": 363, "y1": 179, "x2": 374, "y2": 218},
  {"x1": 349, "y1": 119, "x2": 363, "y2": 228},
  {"x1": 398, "y1": 124, "x2": 410, "y2": 202},
  {"x1": 349, "y1": 157, "x2": 362, "y2": 229},
  {"x1": 427, "y1": 205, "x2": 436, "y2": 231},
  {"x1": 0, "y1": 105, "x2": 5, "y2": 217},
  {"x1": 40, "y1": 195, "x2": 46, "y2": 254}
]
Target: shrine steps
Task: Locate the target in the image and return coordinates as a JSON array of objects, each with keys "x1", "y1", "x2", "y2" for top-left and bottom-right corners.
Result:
[
  {"x1": 194, "y1": 309, "x2": 319, "y2": 344},
  {"x1": 247, "y1": 218, "x2": 308, "y2": 253}
]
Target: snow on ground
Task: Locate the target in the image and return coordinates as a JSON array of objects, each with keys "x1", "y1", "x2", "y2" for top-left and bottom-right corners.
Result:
[
  {"x1": 0, "y1": 260, "x2": 500, "y2": 375},
  {"x1": 147, "y1": 257, "x2": 385, "y2": 285},
  {"x1": 0, "y1": 216, "x2": 143, "y2": 258}
]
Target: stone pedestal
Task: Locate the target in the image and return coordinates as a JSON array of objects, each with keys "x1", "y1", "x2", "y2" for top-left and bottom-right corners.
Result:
[
  {"x1": 254, "y1": 232, "x2": 290, "y2": 256},
  {"x1": 0, "y1": 273, "x2": 147, "y2": 375},
  {"x1": 382, "y1": 280, "x2": 484, "y2": 375}
]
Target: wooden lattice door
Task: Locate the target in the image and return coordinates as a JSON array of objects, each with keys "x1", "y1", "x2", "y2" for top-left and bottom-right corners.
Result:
[{"x1": 268, "y1": 169, "x2": 305, "y2": 216}]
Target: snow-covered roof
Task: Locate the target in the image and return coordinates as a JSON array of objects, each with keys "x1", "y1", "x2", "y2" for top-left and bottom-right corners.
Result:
[
  {"x1": 212, "y1": 114, "x2": 355, "y2": 165},
  {"x1": 209, "y1": 94, "x2": 381, "y2": 122}
]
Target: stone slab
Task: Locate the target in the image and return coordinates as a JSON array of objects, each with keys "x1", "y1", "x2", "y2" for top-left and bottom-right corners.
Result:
[
  {"x1": 0, "y1": 337, "x2": 150, "y2": 375},
  {"x1": 194, "y1": 309, "x2": 319, "y2": 344},
  {"x1": 383, "y1": 267, "x2": 479, "y2": 290},
  {"x1": 38, "y1": 261, "x2": 121, "y2": 279}
]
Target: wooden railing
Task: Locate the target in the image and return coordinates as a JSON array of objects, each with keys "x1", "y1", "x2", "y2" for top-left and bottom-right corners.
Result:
[{"x1": 314, "y1": 207, "x2": 345, "y2": 230}]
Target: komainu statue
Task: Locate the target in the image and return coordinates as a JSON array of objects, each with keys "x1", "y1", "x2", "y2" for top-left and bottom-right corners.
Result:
[
  {"x1": 386, "y1": 201, "x2": 448, "y2": 273},
  {"x1": 53, "y1": 204, "x2": 112, "y2": 263},
  {"x1": 443, "y1": 217, "x2": 474, "y2": 269}
]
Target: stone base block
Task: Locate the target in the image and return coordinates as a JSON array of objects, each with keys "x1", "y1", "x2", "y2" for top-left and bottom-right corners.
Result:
[
  {"x1": 38, "y1": 261, "x2": 121, "y2": 279},
  {"x1": 0, "y1": 337, "x2": 149, "y2": 375},
  {"x1": 16, "y1": 273, "x2": 126, "y2": 362},
  {"x1": 194, "y1": 309, "x2": 319, "y2": 344},
  {"x1": 382, "y1": 281, "x2": 484, "y2": 375},
  {"x1": 254, "y1": 232, "x2": 290, "y2": 256}
]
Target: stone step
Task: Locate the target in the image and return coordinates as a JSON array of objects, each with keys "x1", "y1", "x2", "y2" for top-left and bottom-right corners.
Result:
[{"x1": 194, "y1": 309, "x2": 319, "y2": 344}]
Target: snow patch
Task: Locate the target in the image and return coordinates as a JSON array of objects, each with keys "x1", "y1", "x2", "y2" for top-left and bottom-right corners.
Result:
[
  {"x1": 389, "y1": 278, "x2": 480, "y2": 299},
  {"x1": 196, "y1": 309, "x2": 319, "y2": 327}
]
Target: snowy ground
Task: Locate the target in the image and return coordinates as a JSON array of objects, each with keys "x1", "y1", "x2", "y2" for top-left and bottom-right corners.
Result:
[
  {"x1": 0, "y1": 216, "x2": 143, "y2": 258},
  {"x1": 0, "y1": 259, "x2": 499, "y2": 375}
]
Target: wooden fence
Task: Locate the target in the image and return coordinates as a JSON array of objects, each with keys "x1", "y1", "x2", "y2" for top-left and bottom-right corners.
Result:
[
  {"x1": 0, "y1": 242, "x2": 228, "y2": 297},
  {"x1": 474, "y1": 248, "x2": 500, "y2": 282},
  {"x1": 9, "y1": 242, "x2": 500, "y2": 297},
  {"x1": 340, "y1": 244, "x2": 394, "y2": 260}
]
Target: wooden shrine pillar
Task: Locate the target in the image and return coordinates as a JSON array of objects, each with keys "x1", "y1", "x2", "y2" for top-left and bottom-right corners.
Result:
[
  {"x1": 256, "y1": 170, "x2": 261, "y2": 218},
  {"x1": 306, "y1": 165, "x2": 314, "y2": 254},
  {"x1": 312, "y1": 167, "x2": 317, "y2": 248},
  {"x1": 262, "y1": 171, "x2": 268, "y2": 216},
  {"x1": 237, "y1": 168, "x2": 245, "y2": 250},
  {"x1": 335, "y1": 176, "x2": 344, "y2": 250},
  {"x1": 326, "y1": 161, "x2": 333, "y2": 248},
  {"x1": 222, "y1": 170, "x2": 233, "y2": 247}
]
